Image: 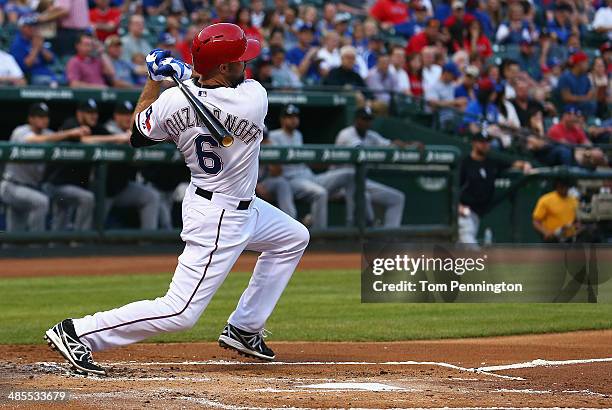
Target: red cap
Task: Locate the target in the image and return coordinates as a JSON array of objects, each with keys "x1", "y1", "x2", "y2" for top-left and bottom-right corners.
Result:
[
  {"x1": 477, "y1": 77, "x2": 494, "y2": 91},
  {"x1": 569, "y1": 51, "x2": 588, "y2": 66}
]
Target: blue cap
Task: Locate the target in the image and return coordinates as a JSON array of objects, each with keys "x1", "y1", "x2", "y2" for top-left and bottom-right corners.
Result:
[
  {"x1": 158, "y1": 32, "x2": 176, "y2": 46},
  {"x1": 442, "y1": 62, "x2": 461, "y2": 78},
  {"x1": 563, "y1": 105, "x2": 582, "y2": 115}
]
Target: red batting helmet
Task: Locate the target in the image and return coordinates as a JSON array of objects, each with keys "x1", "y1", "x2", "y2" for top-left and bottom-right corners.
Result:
[{"x1": 191, "y1": 23, "x2": 261, "y2": 76}]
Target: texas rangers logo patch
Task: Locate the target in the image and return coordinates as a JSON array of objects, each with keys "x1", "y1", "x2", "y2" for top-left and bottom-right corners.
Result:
[{"x1": 144, "y1": 107, "x2": 153, "y2": 132}]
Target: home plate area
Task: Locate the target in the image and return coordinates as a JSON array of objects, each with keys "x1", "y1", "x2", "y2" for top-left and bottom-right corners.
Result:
[{"x1": 2, "y1": 335, "x2": 612, "y2": 409}]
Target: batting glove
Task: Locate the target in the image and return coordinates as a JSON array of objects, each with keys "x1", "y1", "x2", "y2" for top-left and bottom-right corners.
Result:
[
  {"x1": 146, "y1": 49, "x2": 171, "y2": 81},
  {"x1": 155, "y1": 57, "x2": 192, "y2": 81}
]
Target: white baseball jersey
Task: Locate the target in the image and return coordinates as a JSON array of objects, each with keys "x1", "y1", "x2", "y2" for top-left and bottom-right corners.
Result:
[
  {"x1": 3, "y1": 125, "x2": 49, "y2": 186},
  {"x1": 135, "y1": 79, "x2": 268, "y2": 198},
  {"x1": 334, "y1": 125, "x2": 391, "y2": 147}
]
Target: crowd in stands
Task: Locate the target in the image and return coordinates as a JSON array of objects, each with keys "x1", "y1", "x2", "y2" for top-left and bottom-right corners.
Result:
[{"x1": 0, "y1": 0, "x2": 610, "y2": 154}]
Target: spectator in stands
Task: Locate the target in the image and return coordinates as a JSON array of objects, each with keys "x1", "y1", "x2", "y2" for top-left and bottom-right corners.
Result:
[
  {"x1": 499, "y1": 58, "x2": 521, "y2": 100},
  {"x1": 361, "y1": 35, "x2": 385, "y2": 70},
  {"x1": 491, "y1": 84, "x2": 521, "y2": 149},
  {"x1": 256, "y1": 129, "x2": 297, "y2": 219},
  {"x1": 286, "y1": 25, "x2": 320, "y2": 84},
  {"x1": 89, "y1": 0, "x2": 121, "y2": 42},
  {"x1": 462, "y1": 78, "x2": 499, "y2": 133},
  {"x1": 425, "y1": 61, "x2": 463, "y2": 131},
  {"x1": 270, "y1": 46, "x2": 302, "y2": 88},
  {"x1": 546, "y1": 2, "x2": 576, "y2": 45},
  {"x1": 251, "y1": 0, "x2": 265, "y2": 28},
  {"x1": 143, "y1": 0, "x2": 170, "y2": 16},
  {"x1": 236, "y1": 6, "x2": 263, "y2": 43},
  {"x1": 323, "y1": 45, "x2": 371, "y2": 104},
  {"x1": 406, "y1": 52, "x2": 424, "y2": 97},
  {"x1": 601, "y1": 42, "x2": 612, "y2": 74},
  {"x1": 366, "y1": 53, "x2": 398, "y2": 111},
  {"x1": 389, "y1": 45, "x2": 410, "y2": 95},
  {"x1": 370, "y1": 0, "x2": 409, "y2": 29},
  {"x1": 0, "y1": 48, "x2": 26, "y2": 86},
  {"x1": 593, "y1": 0, "x2": 612, "y2": 41},
  {"x1": 495, "y1": 2, "x2": 536, "y2": 45},
  {"x1": 589, "y1": 57, "x2": 610, "y2": 119},
  {"x1": 548, "y1": 106, "x2": 589, "y2": 146},
  {"x1": 43, "y1": 99, "x2": 127, "y2": 231},
  {"x1": 254, "y1": 57, "x2": 273, "y2": 87},
  {"x1": 444, "y1": 0, "x2": 475, "y2": 48},
  {"x1": 394, "y1": 2, "x2": 429, "y2": 38},
  {"x1": 156, "y1": 33, "x2": 179, "y2": 58},
  {"x1": 101, "y1": 35, "x2": 135, "y2": 88},
  {"x1": 4, "y1": 0, "x2": 33, "y2": 24},
  {"x1": 103, "y1": 101, "x2": 161, "y2": 230},
  {"x1": 532, "y1": 177, "x2": 578, "y2": 243},
  {"x1": 317, "y1": 30, "x2": 341, "y2": 77},
  {"x1": 457, "y1": 19, "x2": 492, "y2": 59},
  {"x1": 66, "y1": 34, "x2": 113, "y2": 88},
  {"x1": 335, "y1": 107, "x2": 407, "y2": 227},
  {"x1": 405, "y1": 18, "x2": 440, "y2": 55},
  {"x1": 458, "y1": 131, "x2": 532, "y2": 245},
  {"x1": 516, "y1": 38, "x2": 542, "y2": 82},
  {"x1": 317, "y1": 2, "x2": 336, "y2": 35},
  {"x1": 10, "y1": 16, "x2": 57, "y2": 86},
  {"x1": 454, "y1": 64, "x2": 479, "y2": 110},
  {"x1": 0, "y1": 103, "x2": 88, "y2": 232},
  {"x1": 557, "y1": 51, "x2": 596, "y2": 116},
  {"x1": 268, "y1": 104, "x2": 355, "y2": 229},
  {"x1": 332, "y1": 12, "x2": 351, "y2": 45},
  {"x1": 511, "y1": 80, "x2": 546, "y2": 128},
  {"x1": 36, "y1": 0, "x2": 91, "y2": 56},
  {"x1": 121, "y1": 15, "x2": 152, "y2": 63},
  {"x1": 421, "y1": 46, "x2": 441, "y2": 91},
  {"x1": 282, "y1": 5, "x2": 301, "y2": 49}
]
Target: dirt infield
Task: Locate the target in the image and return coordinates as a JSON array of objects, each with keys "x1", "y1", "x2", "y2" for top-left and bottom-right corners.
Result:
[
  {"x1": 0, "y1": 251, "x2": 360, "y2": 277},
  {"x1": 1, "y1": 331, "x2": 611, "y2": 409}
]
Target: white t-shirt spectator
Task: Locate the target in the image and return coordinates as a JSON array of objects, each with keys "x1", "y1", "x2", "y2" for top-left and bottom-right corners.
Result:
[
  {"x1": 422, "y1": 64, "x2": 441, "y2": 91},
  {"x1": 593, "y1": 6, "x2": 612, "y2": 40},
  {"x1": 317, "y1": 47, "x2": 341, "y2": 73},
  {"x1": 0, "y1": 50, "x2": 25, "y2": 83},
  {"x1": 390, "y1": 65, "x2": 410, "y2": 94}
]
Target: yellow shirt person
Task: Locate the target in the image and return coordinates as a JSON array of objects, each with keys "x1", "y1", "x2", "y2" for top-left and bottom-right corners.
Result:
[{"x1": 532, "y1": 183, "x2": 578, "y2": 241}]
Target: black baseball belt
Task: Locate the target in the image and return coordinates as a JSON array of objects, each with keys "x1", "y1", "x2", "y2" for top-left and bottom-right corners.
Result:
[{"x1": 195, "y1": 187, "x2": 252, "y2": 210}]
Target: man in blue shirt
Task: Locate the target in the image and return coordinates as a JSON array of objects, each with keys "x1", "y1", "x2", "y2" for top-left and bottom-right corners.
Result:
[
  {"x1": 462, "y1": 78, "x2": 499, "y2": 133},
  {"x1": 454, "y1": 64, "x2": 479, "y2": 110},
  {"x1": 10, "y1": 15, "x2": 58, "y2": 85},
  {"x1": 285, "y1": 25, "x2": 320, "y2": 84},
  {"x1": 556, "y1": 51, "x2": 596, "y2": 116}
]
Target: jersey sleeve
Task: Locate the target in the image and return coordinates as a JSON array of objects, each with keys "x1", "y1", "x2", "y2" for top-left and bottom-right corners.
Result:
[
  {"x1": 134, "y1": 92, "x2": 172, "y2": 142},
  {"x1": 370, "y1": 130, "x2": 392, "y2": 147}
]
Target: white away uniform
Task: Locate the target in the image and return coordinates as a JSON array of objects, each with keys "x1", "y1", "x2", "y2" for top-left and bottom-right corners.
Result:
[{"x1": 72, "y1": 79, "x2": 309, "y2": 351}]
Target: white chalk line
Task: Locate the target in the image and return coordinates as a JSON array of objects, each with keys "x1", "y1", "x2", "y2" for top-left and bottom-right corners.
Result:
[{"x1": 475, "y1": 357, "x2": 612, "y2": 372}]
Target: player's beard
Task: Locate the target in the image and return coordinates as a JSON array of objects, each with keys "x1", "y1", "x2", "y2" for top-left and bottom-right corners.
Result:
[{"x1": 229, "y1": 73, "x2": 245, "y2": 88}]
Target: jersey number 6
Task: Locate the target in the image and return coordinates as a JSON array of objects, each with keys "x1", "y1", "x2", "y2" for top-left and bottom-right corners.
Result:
[{"x1": 195, "y1": 134, "x2": 223, "y2": 175}]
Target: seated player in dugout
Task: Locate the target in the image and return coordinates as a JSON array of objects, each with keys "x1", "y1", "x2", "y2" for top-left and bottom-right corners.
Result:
[
  {"x1": 268, "y1": 104, "x2": 356, "y2": 229},
  {"x1": 256, "y1": 127, "x2": 297, "y2": 219},
  {"x1": 102, "y1": 101, "x2": 162, "y2": 230},
  {"x1": 43, "y1": 99, "x2": 129, "y2": 232},
  {"x1": 0, "y1": 102, "x2": 90, "y2": 232},
  {"x1": 334, "y1": 107, "x2": 423, "y2": 227}
]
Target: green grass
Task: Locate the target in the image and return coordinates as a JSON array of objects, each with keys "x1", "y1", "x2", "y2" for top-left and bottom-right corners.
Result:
[{"x1": 0, "y1": 269, "x2": 611, "y2": 344}]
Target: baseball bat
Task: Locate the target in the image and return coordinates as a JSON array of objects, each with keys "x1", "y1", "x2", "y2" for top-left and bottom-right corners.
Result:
[{"x1": 171, "y1": 74, "x2": 234, "y2": 147}]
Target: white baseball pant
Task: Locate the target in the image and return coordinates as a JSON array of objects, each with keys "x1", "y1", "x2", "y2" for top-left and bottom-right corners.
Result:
[{"x1": 73, "y1": 182, "x2": 309, "y2": 352}]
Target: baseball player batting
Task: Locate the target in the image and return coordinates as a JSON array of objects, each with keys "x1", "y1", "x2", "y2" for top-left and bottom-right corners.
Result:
[{"x1": 44, "y1": 23, "x2": 310, "y2": 375}]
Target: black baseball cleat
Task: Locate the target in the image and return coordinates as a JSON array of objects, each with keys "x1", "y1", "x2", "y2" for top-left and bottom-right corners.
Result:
[
  {"x1": 44, "y1": 319, "x2": 106, "y2": 376},
  {"x1": 218, "y1": 323, "x2": 275, "y2": 361}
]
